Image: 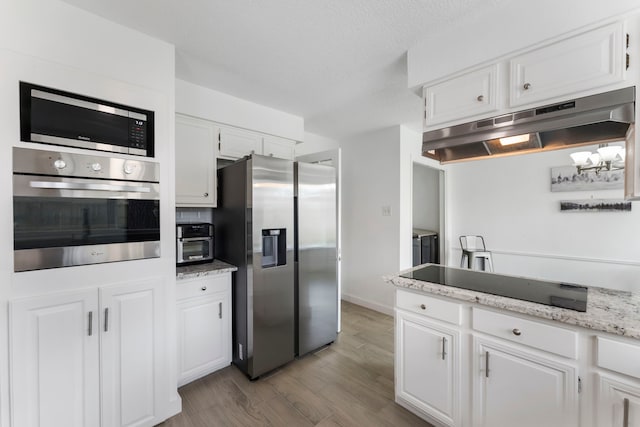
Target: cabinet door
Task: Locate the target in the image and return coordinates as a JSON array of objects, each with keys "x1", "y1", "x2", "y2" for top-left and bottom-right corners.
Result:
[
  {"x1": 10, "y1": 290, "x2": 100, "y2": 427},
  {"x1": 177, "y1": 290, "x2": 230, "y2": 386},
  {"x1": 510, "y1": 22, "x2": 625, "y2": 107},
  {"x1": 262, "y1": 135, "x2": 296, "y2": 160},
  {"x1": 424, "y1": 64, "x2": 499, "y2": 127},
  {"x1": 598, "y1": 374, "x2": 640, "y2": 427},
  {"x1": 219, "y1": 126, "x2": 262, "y2": 159},
  {"x1": 100, "y1": 278, "x2": 164, "y2": 427},
  {"x1": 175, "y1": 114, "x2": 217, "y2": 206},
  {"x1": 473, "y1": 337, "x2": 578, "y2": 427},
  {"x1": 396, "y1": 311, "x2": 459, "y2": 426}
]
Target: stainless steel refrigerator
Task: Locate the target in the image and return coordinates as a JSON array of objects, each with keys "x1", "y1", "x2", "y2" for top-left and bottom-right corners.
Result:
[
  {"x1": 294, "y1": 162, "x2": 338, "y2": 356},
  {"x1": 216, "y1": 155, "x2": 295, "y2": 379}
]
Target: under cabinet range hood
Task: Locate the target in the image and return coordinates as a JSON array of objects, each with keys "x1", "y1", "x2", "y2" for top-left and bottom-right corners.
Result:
[{"x1": 423, "y1": 87, "x2": 635, "y2": 163}]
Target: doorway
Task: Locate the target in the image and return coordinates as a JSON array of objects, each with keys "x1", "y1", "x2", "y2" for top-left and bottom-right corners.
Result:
[{"x1": 412, "y1": 162, "x2": 444, "y2": 266}]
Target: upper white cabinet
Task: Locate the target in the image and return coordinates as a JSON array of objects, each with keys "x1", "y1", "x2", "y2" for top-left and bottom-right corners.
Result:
[
  {"x1": 219, "y1": 126, "x2": 296, "y2": 160},
  {"x1": 175, "y1": 114, "x2": 217, "y2": 207},
  {"x1": 423, "y1": 21, "x2": 628, "y2": 128},
  {"x1": 509, "y1": 22, "x2": 626, "y2": 107},
  {"x1": 424, "y1": 65, "x2": 499, "y2": 127},
  {"x1": 263, "y1": 135, "x2": 296, "y2": 160},
  {"x1": 218, "y1": 126, "x2": 262, "y2": 159},
  {"x1": 10, "y1": 279, "x2": 164, "y2": 427}
]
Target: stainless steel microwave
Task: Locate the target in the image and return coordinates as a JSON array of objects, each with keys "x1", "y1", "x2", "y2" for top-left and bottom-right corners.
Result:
[
  {"x1": 19, "y1": 81, "x2": 154, "y2": 157},
  {"x1": 176, "y1": 224, "x2": 214, "y2": 266}
]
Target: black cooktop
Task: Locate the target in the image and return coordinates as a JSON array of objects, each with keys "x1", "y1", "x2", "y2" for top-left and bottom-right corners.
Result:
[{"x1": 401, "y1": 265, "x2": 588, "y2": 312}]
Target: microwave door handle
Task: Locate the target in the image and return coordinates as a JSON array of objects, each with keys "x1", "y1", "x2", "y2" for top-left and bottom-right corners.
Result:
[{"x1": 29, "y1": 180, "x2": 152, "y2": 193}]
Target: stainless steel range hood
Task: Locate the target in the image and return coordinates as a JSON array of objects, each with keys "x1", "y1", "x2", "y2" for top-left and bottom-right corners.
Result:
[{"x1": 423, "y1": 87, "x2": 635, "y2": 163}]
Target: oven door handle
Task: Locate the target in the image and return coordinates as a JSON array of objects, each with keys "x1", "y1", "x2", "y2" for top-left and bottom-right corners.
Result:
[{"x1": 29, "y1": 180, "x2": 152, "y2": 193}]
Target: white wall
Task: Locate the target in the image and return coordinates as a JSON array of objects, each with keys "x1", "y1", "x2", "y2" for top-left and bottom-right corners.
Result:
[
  {"x1": 408, "y1": 0, "x2": 640, "y2": 86},
  {"x1": 0, "y1": 1, "x2": 178, "y2": 425},
  {"x1": 447, "y1": 147, "x2": 640, "y2": 291},
  {"x1": 413, "y1": 164, "x2": 440, "y2": 232},
  {"x1": 175, "y1": 79, "x2": 304, "y2": 142},
  {"x1": 296, "y1": 132, "x2": 340, "y2": 157}
]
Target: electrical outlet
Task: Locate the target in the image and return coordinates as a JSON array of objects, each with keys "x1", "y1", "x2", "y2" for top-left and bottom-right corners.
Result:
[{"x1": 382, "y1": 205, "x2": 392, "y2": 216}]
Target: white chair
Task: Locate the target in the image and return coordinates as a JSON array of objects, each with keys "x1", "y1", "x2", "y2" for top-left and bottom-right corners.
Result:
[{"x1": 459, "y1": 235, "x2": 494, "y2": 272}]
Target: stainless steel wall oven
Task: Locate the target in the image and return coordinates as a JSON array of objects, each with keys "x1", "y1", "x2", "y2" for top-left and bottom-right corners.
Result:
[{"x1": 13, "y1": 147, "x2": 160, "y2": 272}]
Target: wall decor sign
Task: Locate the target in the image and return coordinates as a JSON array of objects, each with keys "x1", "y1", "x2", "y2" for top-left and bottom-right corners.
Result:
[
  {"x1": 550, "y1": 166, "x2": 624, "y2": 192},
  {"x1": 560, "y1": 199, "x2": 631, "y2": 212}
]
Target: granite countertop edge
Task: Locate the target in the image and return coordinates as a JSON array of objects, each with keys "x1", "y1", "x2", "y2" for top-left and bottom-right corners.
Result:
[
  {"x1": 384, "y1": 268, "x2": 640, "y2": 340},
  {"x1": 176, "y1": 260, "x2": 238, "y2": 280}
]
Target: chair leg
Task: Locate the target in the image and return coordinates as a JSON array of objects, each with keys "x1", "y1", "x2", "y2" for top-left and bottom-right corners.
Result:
[
  {"x1": 460, "y1": 254, "x2": 467, "y2": 268},
  {"x1": 485, "y1": 255, "x2": 494, "y2": 272}
]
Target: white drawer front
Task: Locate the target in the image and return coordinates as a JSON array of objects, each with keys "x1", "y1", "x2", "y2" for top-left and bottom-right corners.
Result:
[
  {"x1": 472, "y1": 308, "x2": 578, "y2": 359},
  {"x1": 597, "y1": 337, "x2": 640, "y2": 379},
  {"x1": 396, "y1": 289, "x2": 462, "y2": 325},
  {"x1": 177, "y1": 274, "x2": 230, "y2": 301}
]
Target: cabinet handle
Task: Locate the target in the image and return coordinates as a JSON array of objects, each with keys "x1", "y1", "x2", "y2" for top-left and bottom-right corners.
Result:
[
  {"x1": 442, "y1": 337, "x2": 447, "y2": 360},
  {"x1": 623, "y1": 397, "x2": 630, "y2": 427},
  {"x1": 477, "y1": 95, "x2": 484, "y2": 102},
  {"x1": 485, "y1": 351, "x2": 490, "y2": 378},
  {"x1": 201, "y1": 286, "x2": 207, "y2": 291},
  {"x1": 420, "y1": 304, "x2": 426, "y2": 310},
  {"x1": 104, "y1": 307, "x2": 109, "y2": 332},
  {"x1": 512, "y1": 328, "x2": 522, "y2": 336},
  {"x1": 523, "y1": 82, "x2": 531, "y2": 90},
  {"x1": 88, "y1": 311, "x2": 93, "y2": 336},
  {"x1": 218, "y1": 302, "x2": 222, "y2": 319},
  {"x1": 204, "y1": 192, "x2": 209, "y2": 197}
]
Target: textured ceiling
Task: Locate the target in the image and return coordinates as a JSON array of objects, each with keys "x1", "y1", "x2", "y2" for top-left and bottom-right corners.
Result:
[{"x1": 60, "y1": 0, "x2": 505, "y2": 139}]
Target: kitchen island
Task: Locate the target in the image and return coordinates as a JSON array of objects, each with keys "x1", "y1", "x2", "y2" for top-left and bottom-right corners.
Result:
[{"x1": 385, "y1": 264, "x2": 640, "y2": 427}]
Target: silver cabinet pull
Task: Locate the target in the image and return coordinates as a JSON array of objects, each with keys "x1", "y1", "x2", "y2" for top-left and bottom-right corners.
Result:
[
  {"x1": 204, "y1": 192, "x2": 209, "y2": 197},
  {"x1": 104, "y1": 307, "x2": 109, "y2": 332},
  {"x1": 523, "y1": 82, "x2": 531, "y2": 90},
  {"x1": 442, "y1": 337, "x2": 447, "y2": 360},
  {"x1": 512, "y1": 328, "x2": 522, "y2": 336},
  {"x1": 420, "y1": 304, "x2": 426, "y2": 310},
  {"x1": 88, "y1": 311, "x2": 93, "y2": 336},
  {"x1": 201, "y1": 286, "x2": 207, "y2": 291},
  {"x1": 477, "y1": 95, "x2": 484, "y2": 102},
  {"x1": 485, "y1": 351, "x2": 490, "y2": 378},
  {"x1": 623, "y1": 397, "x2": 630, "y2": 427},
  {"x1": 218, "y1": 302, "x2": 222, "y2": 319}
]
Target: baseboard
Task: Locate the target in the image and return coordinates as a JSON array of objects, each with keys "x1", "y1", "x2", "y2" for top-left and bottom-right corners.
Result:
[{"x1": 341, "y1": 293, "x2": 394, "y2": 316}]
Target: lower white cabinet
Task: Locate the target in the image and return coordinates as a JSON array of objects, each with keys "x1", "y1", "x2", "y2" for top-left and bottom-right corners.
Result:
[
  {"x1": 176, "y1": 273, "x2": 231, "y2": 386},
  {"x1": 597, "y1": 374, "x2": 640, "y2": 427},
  {"x1": 10, "y1": 278, "x2": 164, "y2": 427},
  {"x1": 473, "y1": 337, "x2": 578, "y2": 427},
  {"x1": 396, "y1": 310, "x2": 460, "y2": 426}
]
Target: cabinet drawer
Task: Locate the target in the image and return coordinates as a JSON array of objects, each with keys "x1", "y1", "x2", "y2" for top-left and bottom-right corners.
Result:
[
  {"x1": 597, "y1": 337, "x2": 640, "y2": 379},
  {"x1": 472, "y1": 308, "x2": 578, "y2": 359},
  {"x1": 396, "y1": 290, "x2": 461, "y2": 325},
  {"x1": 177, "y1": 274, "x2": 229, "y2": 301}
]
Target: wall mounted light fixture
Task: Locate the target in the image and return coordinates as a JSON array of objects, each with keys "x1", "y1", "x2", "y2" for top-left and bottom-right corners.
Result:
[{"x1": 570, "y1": 144, "x2": 625, "y2": 175}]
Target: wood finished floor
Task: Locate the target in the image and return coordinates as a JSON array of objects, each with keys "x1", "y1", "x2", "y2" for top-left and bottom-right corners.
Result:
[{"x1": 160, "y1": 300, "x2": 433, "y2": 427}]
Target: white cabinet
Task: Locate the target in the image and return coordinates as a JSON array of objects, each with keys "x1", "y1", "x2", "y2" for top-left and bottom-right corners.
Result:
[
  {"x1": 424, "y1": 64, "x2": 499, "y2": 127},
  {"x1": 176, "y1": 273, "x2": 231, "y2": 386},
  {"x1": 100, "y1": 280, "x2": 164, "y2": 427},
  {"x1": 473, "y1": 337, "x2": 578, "y2": 427},
  {"x1": 10, "y1": 279, "x2": 164, "y2": 427},
  {"x1": 218, "y1": 126, "x2": 262, "y2": 159},
  {"x1": 262, "y1": 135, "x2": 296, "y2": 160},
  {"x1": 509, "y1": 22, "x2": 626, "y2": 107},
  {"x1": 219, "y1": 125, "x2": 296, "y2": 160},
  {"x1": 10, "y1": 289, "x2": 100, "y2": 427},
  {"x1": 175, "y1": 114, "x2": 217, "y2": 207},
  {"x1": 598, "y1": 374, "x2": 640, "y2": 427},
  {"x1": 396, "y1": 310, "x2": 460, "y2": 427}
]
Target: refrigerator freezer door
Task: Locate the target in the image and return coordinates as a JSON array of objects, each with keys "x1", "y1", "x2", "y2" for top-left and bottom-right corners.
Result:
[{"x1": 296, "y1": 162, "x2": 338, "y2": 356}]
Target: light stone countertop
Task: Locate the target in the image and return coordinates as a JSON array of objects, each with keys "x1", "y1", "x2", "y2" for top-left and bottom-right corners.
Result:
[
  {"x1": 385, "y1": 264, "x2": 640, "y2": 340},
  {"x1": 176, "y1": 259, "x2": 238, "y2": 280}
]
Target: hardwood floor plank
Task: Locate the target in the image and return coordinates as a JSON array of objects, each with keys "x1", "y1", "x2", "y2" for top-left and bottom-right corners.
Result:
[{"x1": 160, "y1": 299, "x2": 433, "y2": 427}]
